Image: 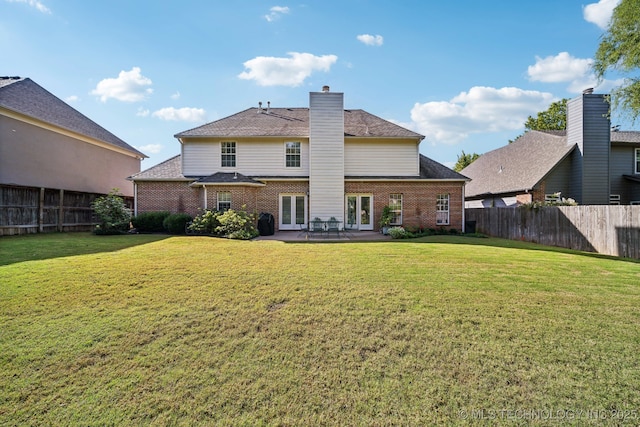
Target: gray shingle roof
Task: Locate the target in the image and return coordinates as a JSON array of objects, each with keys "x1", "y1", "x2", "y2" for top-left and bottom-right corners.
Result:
[
  {"x1": 0, "y1": 77, "x2": 146, "y2": 158},
  {"x1": 462, "y1": 131, "x2": 575, "y2": 198},
  {"x1": 129, "y1": 155, "x2": 185, "y2": 180},
  {"x1": 175, "y1": 107, "x2": 424, "y2": 140},
  {"x1": 194, "y1": 172, "x2": 264, "y2": 185}
]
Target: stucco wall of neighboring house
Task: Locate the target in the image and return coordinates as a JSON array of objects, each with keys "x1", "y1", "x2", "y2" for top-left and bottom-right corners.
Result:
[
  {"x1": 134, "y1": 180, "x2": 465, "y2": 231},
  {"x1": 0, "y1": 116, "x2": 140, "y2": 197}
]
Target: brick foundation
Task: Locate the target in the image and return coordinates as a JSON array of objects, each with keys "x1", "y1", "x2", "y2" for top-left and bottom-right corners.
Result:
[{"x1": 135, "y1": 179, "x2": 465, "y2": 231}]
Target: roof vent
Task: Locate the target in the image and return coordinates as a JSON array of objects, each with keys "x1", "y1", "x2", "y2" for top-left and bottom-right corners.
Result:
[
  {"x1": 267, "y1": 101, "x2": 270, "y2": 114},
  {"x1": 257, "y1": 101, "x2": 262, "y2": 113},
  {"x1": 583, "y1": 87, "x2": 594, "y2": 94},
  {"x1": 322, "y1": 85, "x2": 330, "y2": 92},
  {"x1": 612, "y1": 124, "x2": 621, "y2": 132}
]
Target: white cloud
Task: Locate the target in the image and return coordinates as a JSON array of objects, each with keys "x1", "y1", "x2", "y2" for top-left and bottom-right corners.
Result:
[
  {"x1": 6, "y1": 0, "x2": 51, "y2": 14},
  {"x1": 527, "y1": 51, "x2": 621, "y2": 94},
  {"x1": 65, "y1": 95, "x2": 79, "y2": 103},
  {"x1": 170, "y1": 91, "x2": 181, "y2": 100},
  {"x1": 357, "y1": 34, "x2": 384, "y2": 46},
  {"x1": 90, "y1": 67, "x2": 153, "y2": 102},
  {"x1": 583, "y1": 0, "x2": 620, "y2": 29},
  {"x1": 410, "y1": 86, "x2": 556, "y2": 145},
  {"x1": 152, "y1": 107, "x2": 206, "y2": 122},
  {"x1": 265, "y1": 5, "x2": 290, "y2": 22},
  {"x1": 136, "y1": 144, "x2": 163, "y2": 154},
  {"x1": 136, "y1": 107, "x2": 150, "y2": 117},
  {"x1": 528, "y1": 52, "x2": 593, "y2": 83},
  {"x1": 238, "y1": 52, "x2": 338, "y2": 87}
]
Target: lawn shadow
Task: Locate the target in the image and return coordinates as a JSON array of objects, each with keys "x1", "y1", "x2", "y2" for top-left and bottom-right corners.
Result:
[
  {"x1": 0, "y1": 232, "x2": 170, "y2": 266},
  {"x1": 400, "y1": 235, "x2": 640, "y2": 264}
]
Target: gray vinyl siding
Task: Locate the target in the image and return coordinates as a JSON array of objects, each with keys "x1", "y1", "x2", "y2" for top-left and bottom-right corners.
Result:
[
  {"x1": 344, "y1": 139, "x2": 418, "y2": 176},
  {"x1": 182, "y1": 142, "x2": 218, "y2": 176},
  {"x1": 567, "y1": 94, "x2": 610, "y2": 204},
  {"x1": 610, "y1": 146, "x2": 632, "y2": 203},
  {"x1": 544, "y1": 156, "x2": 572, "y2": 198},
  {"x1": 309, "y1": 91, "x2": 345, "y2": 221}
]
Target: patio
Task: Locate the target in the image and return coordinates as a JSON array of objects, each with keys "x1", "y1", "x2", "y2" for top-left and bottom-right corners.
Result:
[{"x1": 254, "y1": 230, "x2": 391, "y2": 242}]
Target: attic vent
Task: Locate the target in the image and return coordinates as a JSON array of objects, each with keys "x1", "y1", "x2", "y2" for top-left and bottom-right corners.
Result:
[
  {"x1": 267, "y1": 101, "x2": 270, "y2": 114},
  {"x1": 258, "y1": 101, "x2": 262, "y2": 113},
  {"x1": 322, "y1": 85, "x2": 330, "y2": 92}
]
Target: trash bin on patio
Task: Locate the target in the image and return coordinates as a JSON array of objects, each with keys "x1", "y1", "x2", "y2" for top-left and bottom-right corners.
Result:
[{"x1": 258, "y1": 212, "x2": 275, "y2": 236}]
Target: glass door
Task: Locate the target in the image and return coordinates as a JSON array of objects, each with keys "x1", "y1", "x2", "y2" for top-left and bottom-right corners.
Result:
[
  {"x1": 280, "y1": 194, "x2": 306, "y2": 230},
  {"x1": 345, "y1": 194, "x2": 373, "y2": 230}
]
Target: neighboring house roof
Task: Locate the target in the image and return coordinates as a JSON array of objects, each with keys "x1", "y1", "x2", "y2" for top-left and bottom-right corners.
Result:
[
  {"x1": 175, "y1": 107, "x2": 424, "y2": 140},
  {"x1": 0, "y1": 76, "x2": 146, "y2": 158},
  {"x1": 131, "y1": 154, "x2": 466, "y2": 182},
  {"x1": 462, "y1": 130, "x2": 575, "y2": 198}
]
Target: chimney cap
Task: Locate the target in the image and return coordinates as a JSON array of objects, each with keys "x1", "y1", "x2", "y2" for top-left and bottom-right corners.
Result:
[
  {"x1": 322, "y1": 85, "x2": 330, "y2": 92},
  {"x1": 583, "y1": 87, "x2": 594, "y2": 94}
]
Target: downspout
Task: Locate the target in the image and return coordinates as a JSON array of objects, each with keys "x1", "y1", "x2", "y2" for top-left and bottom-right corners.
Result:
[
  {"x1": 202, "y1": 185, "x2": 208, "y2": 210},
  {"x1": 462, "y1": 182, "x2": 466, "y2": 233},
  {"x1": 133, "y1": 182, "x2": 138, "y2": 216}
]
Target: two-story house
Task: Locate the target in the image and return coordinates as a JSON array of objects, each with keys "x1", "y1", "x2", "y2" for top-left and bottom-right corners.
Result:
[
  {"x1": 463, "y1": 90, "x2": 640, "y2": 207},
  {"x1": 130, "y1": 86, "x2": 469, "y2": 232}
]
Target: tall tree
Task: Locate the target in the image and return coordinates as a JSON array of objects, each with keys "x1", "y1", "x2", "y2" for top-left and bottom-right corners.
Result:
[
  {"x1": 509, "y1": 98, "x2": 568, "y2": 143},
  {"x1": 453, "y1": 150, "x2": 480, "y2": 172},
  {"x1": 593, "y1": 0, "x2": 640, "y2": 121}
]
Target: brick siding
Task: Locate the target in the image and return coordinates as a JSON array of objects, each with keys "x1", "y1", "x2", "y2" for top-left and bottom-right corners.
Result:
[{"x1": 135, "y1": 180, "x2": 465, "y2": 231}]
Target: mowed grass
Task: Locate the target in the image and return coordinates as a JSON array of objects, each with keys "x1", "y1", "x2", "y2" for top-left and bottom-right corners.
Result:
[{"x1": 1, "y1": 233, "x2": 639, "y2": 425}]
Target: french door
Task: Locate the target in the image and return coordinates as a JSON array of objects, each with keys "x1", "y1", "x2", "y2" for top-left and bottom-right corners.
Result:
[
  {"x1": 345, "y1": 194, "x2": 373, "y2": 230},
  {"x1": 279, "y1": 194, "x2": 307, "y2": 230}
]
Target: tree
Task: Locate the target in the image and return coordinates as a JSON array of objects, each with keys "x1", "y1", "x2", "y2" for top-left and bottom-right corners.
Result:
[
  {"x1": 593, "y1": 0, "x2": 640, "y2": 122},
  {"x1": 92, "y1": 188, "x2": 131, "y2": 234},
  {"x1": 509, "y1": 98, "x2": 568, "y2": 143},
  {"x1": 453, "y1": 150, "x2": 480, "y2": 172}
]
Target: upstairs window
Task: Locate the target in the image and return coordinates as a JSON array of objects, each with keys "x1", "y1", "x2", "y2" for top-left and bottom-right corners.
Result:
[
  {"x1": 636, "y1": 148, "x2": 640, "y2": 174},
  {"x1": 389, "y1": 194, "x2": 403, "y2": 225},
  {"x1": 217, "y1": 192, "x2": 231, "y2": 212},
  {"x1": 285, "y1": 142, "x2": 301, "y2": 168},
  {"x1": 436, "y1": 194, "x2": 450, "y2": 225},
  {"x1": 221, "y1": 142, "x2": 236, "y2": 168}
]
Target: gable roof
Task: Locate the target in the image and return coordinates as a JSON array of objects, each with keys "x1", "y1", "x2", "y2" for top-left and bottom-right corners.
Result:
[
  {"x1": 175, "y1": 107, "x2": 424, "y2": 140},
  {"x1": 0, "y1": 77, "x2": 146, "y2": 158},
  {"x1": 462, "y1": 130, "x2": 575, "y2": 198},
  {"x1": 129, "y1": 155, "x2": 186, "y2": 180}
]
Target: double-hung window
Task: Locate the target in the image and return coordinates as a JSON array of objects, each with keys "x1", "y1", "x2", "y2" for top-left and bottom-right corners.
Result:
[
  {"x1": 221, "y1": 142, "x2": 236, "y2": 168},
  {"x1": 389, "y1": 194, "x2": 402, "y2": 225},
  {"x1": 217, "y1": 192, "x2": 231, "y2": 212},
  {"x1": 635, "y1": 148, "x2": 640, "y2": 174},
  {"x1": 436, "y1": 194, "x2": 450, "y2": 225},
  {"x1": 285, "y1": 142, "x2": 301, "y2": 168}
]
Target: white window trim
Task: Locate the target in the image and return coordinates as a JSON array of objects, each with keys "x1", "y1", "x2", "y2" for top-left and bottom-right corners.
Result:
[
  {"x1": 635, "y1": 148, "x2": 640, "y2": 174},
  {"x1": 436, "y1": 194, "x2": 450, "y2": 226},
  {"x1": 217, "y1": 191, "x2": 231, "y2": 211},
  {"x1": 389, "y1": 194, "x2": 402, "y2": 225},
  {"x1": 284, "y1": 141, "x2": 301, "y2": 168},
  {"x1": 221, "y1": 141, "x2": 236, "y2": 168}
]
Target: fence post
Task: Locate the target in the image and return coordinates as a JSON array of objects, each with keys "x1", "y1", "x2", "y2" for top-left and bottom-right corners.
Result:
[
  {"x1": 58, "y1": 189, "x2": 64, "y2": 232},
  {"x1": 38, "y1": 187, "x2": 45, "y2": 233}
]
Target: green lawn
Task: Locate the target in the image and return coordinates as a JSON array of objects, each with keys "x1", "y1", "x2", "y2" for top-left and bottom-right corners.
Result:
[{"x1": 1, "y1": 233, "x2": 639, "y2": 425}]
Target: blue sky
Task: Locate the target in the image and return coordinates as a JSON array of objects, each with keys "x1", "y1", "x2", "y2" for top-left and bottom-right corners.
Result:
[{"x1": 2, "y1": 0, "x2": 635, "y2": 170}]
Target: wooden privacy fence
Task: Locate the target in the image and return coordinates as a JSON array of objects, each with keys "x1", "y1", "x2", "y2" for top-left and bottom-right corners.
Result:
[
  {"x1": 0, "y1": 185, "x2": 100, "y2": 236},
  {"x1": 466, "y1": 206, "x2": 640, "y2": 259}
]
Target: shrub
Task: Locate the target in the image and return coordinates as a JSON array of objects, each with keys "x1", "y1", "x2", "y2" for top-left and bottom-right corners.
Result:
[
  {"x1": 163, "y1": 213, "x2": 193, "y2": 235},
  {"x1": 215, "y1": 206, "x2": 258, "y2": 240},
  {"x1": 92, "y1": 189, "x2": 131, "y2": 235},
  {"x1": 132, "y1": 211, "x2": 170, "y2": 232},
  {"x1": 388, "y1": 226, "x2": 408, "y2": 239},
  {"x1": 188, "y1": 210, "x2": 221, "y2": 235}
]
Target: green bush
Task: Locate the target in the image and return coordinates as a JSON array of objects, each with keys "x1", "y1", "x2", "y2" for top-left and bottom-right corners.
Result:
[
  {"x1": 92, "y1": 189, "x2": 131, "y2": 235},
  {"x1": 132, "y1": 211, "x2": 170, "y2": 232},
  {"x1": 187, "y1": 210, "x2": 221, "y2": 235},
  {"x1": 388, "y1": 226, "x2": 408, "y2": 239},
  {"x1": 215, "y1": 206, "x2": 258, "y2": 240},
  {"x1": 163, "y1": 213, "x2": 193, "y2": 235}
]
